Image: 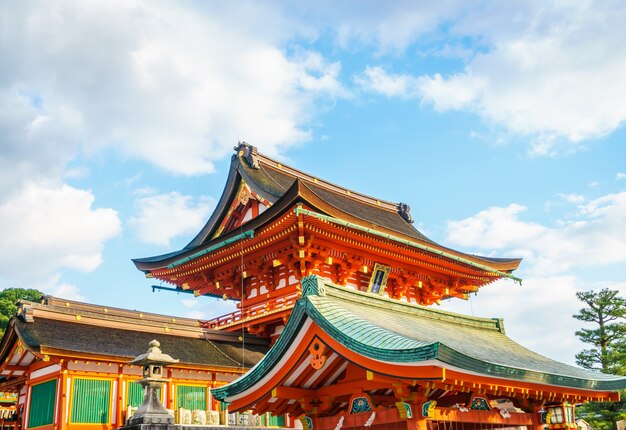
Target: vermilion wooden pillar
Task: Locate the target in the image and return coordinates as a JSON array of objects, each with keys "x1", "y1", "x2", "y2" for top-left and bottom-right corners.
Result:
[
  {"x1": 531, "y1": 405, "x2": 544, "y2": 430},
  {"x1": 406, "y1": 418, "x2": 429, "y2": 430}
]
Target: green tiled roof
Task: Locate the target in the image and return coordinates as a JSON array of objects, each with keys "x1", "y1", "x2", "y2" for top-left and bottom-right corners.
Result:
[{"x1": 212, "y1": 276, "x2": 626, "y2": 401}]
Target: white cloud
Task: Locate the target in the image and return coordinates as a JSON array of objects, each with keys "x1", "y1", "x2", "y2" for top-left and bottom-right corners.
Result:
[
  {"x1": 446, "y1": 204, "x2": 545, "y2": 250},
  {"x1": 32, "y1": 275, "x2": 86, "y2": 302},
  {"x1": 446, "y1": 192, "x2": 626, "y2": 276},
  {"x1": 352, "y1": 2, "x2": 626, "y2": 152},
  {"x1": 0, "y1": 1, "x2": 349, "y2": 297},
  {"x1": 0, "y1": 182, "x2": 121, "y2": 283},
  {"x1": 616, "y1": 172, "x2": 626, "y2": 181},
  {"x1": 295, "y1": 51, "x2": 349, "y2": 98},
  {"x1": 178, "y1": 296, "x2": 237, "y2": 320},
  {"x1": 0, "y1": 1, "x2": 345, "y2": 177},
  {"x1": 558, "y1": 193, "x2": 585, "y2": 204},
  {"x1": 181, "y1": 298, "x2": 197, "y2": 308},
  {"x1": 297, "y1": 0, "x2": 466, "y2": 53},
  {"x1": 415, "y1": 73, "x2": 486, "y2": 112},
  {"x1": 440, "y1": 276, "x2": 626, "y2": 365},
  {"x1": 129, "y1": 192, "x2": 213, "y2": 246},
  {"x1": 354, "y1": 67, "x2": 420, "y2": 98},
  {"x1": 63, "y1": 166, "x2": 90, "y2": 180},
  {"x1": 442, "y1": 190, "x2": 626, "y2": 365},
  {"x1": 0, "y1": 89, "x2": 83, "y2": 196}
]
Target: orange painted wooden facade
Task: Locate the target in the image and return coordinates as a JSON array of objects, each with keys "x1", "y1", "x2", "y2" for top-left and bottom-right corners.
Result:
[
  {"x1": 212, "y1": 277, "x2": 625, "y2": 430},
  {"x1": 134, "y1": 143, "x2": 522, "y2": 342},
  {"x1": 132, "y1": 144, "x2": 623, "y2": 430},
  {"x1": 0, "y1": 296, "x2": 273, "y2": 430}
]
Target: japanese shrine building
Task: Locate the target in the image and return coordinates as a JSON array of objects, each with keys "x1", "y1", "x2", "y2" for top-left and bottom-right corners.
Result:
[
  {"x1": 134, "y1": 143, "x2": 626, "y2": 430},
  {"x1": 0, "y1": 295, "x2": 271, "y2": 430},
  {"x1": 213, "y1": 275, "x2": 625, "y2": 430},
  {"x1": 134, "y1": 142, "x2": 523, "y2": 340}
]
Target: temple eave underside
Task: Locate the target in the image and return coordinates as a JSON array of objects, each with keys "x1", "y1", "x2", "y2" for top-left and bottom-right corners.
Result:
[{"x1": 150, "y1": 208, "x2": 509, "y2": 303}]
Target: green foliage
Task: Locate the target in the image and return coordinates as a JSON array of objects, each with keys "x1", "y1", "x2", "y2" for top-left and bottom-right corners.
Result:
[
  {"x1": 0, "y1": 288, "x2": 44, "y2": 337},
  {"x1": 573, "y1": 289, "x2": 626, "y2": 373},
  {"x1": 573, "y1": 288, "x2": 626, "y2": 430},
  {"x1": 576, "y1": 391, "x2": 626, "y2": 430}
]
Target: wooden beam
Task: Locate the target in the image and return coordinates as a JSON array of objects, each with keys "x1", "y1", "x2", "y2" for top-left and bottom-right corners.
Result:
[
  {"x1": 272, "y1": 386, "x2": 315, "y2": 400},
  {"x1": 430, "y1": 408, "x2": 533, "y2": 426}
]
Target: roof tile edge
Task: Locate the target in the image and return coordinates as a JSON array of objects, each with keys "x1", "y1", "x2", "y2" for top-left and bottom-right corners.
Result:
[
  {"x1": 235, "y1": 142, "x2": 402, "y2": 212},
  {"x1": 301, "y1": 275, "x2": 504, "y2": 332}
]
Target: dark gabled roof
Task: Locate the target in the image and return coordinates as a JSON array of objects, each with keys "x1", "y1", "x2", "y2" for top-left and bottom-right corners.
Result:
[
  {"x1": 213, "y1": 276, "x2": 626, "y2": 401},
  {"x1": 190, "y1": 142, "x2": 431, "y2": 246},
  {"x1": 134, "y1": 143, "x2": 522, "y2": 273},
  {"x1": 15, "y1": 318, "x2": 265, "y2": 368},
  {"x1": 0, "y1": 296, "x2": 269, "y2": 370}
]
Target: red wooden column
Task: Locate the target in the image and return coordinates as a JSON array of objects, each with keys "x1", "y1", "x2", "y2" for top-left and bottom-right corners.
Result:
[
  {"x1": 531, "y1": 405, "x2": 544, "y2": 430},
  {"x1": 57, "y1": 361, "x2": 68, "y2": 430},
  {"x1": 407, "y1": 418, "x2": 429, "y2": 430},
  {"x1": 116, "y1": 364, "x2": 124, "y2": 427}
]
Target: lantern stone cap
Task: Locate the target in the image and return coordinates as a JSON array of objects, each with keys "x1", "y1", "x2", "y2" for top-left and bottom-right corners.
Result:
[{"x1": 129, "y1": 340, "x2": 179, "y2": 366}]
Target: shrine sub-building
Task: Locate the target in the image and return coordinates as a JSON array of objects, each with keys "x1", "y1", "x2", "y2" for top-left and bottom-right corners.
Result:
[
  {"x1": 0, "y1": 295, "x2": 271, "y2": 429},
  {"x1": 134, "y1": 143, "x2": 626, "y2": 430}
]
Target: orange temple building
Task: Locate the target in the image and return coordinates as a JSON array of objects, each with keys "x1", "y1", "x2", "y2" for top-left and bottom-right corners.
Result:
[
  {"x1": 0, "y1": 295, "x2": 271, "y2": 430},
  {"x1": 134, "y1": 142, "x2": 523, "y2": 341},
  {"x1": 134, "y1": 143, "x2": 626, "y2": 430}
]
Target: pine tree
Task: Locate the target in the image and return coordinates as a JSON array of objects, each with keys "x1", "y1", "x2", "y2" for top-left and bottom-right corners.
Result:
[
  {"x1": 573, "y1": 289, "x2": 626, "y2": 373},
  {"x1": 573, "y1": 288, "x2": 626, "y2": 430}
]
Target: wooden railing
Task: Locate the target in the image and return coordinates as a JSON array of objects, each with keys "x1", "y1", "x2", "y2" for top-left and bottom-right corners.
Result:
[{"x1": 201, "y1": 292, "x2": 301, "y2": 330}]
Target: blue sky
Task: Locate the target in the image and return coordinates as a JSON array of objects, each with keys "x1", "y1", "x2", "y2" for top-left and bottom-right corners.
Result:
[{"x1": 1, "y1": 1, "x2": 625, "y2": 366}]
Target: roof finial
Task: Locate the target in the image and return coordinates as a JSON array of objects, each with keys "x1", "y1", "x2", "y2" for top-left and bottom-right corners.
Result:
[
  {"x1": 398, "y1": 203, "x2": 414, "y2": 224},
  {"x1": 233, "y1": 141, "x2": 260, "y2": 169}
]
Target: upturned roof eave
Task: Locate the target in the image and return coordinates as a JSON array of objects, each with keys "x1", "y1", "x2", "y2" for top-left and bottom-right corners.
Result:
[
  {"x1": 186, "y1": 154, "x2": 242, "y2": 248},
  {"x1": 132, "y1": 144, "x2": 422, "y2": 270},
  {"x1": 0, "y1": 320, "x2": 39, "y2": 369},
  {"x1": 132, "y1": 179, "x2": 308, "y2": 271},
  {"x1": 212, "y1": 276, "x2": 626, "y2": 403},
  {"x1": 295, "y1": 181, "x2": 522, "y2": 273},
  {"x1": 134, "y1": 144, "x2": 521, "y2": 274},
  {"x1": 133, "y1": 177, "x2": 521, "y2": 275},
  {"x1": 132, "y1": 156, "x2": 242, "y2": 270}
]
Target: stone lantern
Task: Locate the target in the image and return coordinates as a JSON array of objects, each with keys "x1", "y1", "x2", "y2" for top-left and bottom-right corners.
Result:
[{"x1": 127, "y1": 340, "x2": 179, "y2": 426}]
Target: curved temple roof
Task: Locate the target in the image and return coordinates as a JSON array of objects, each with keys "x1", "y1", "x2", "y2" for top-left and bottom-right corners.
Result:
[
  {"x1": 0, "y1": 296, "x2": 268, "y2": 370},
  {"x1": 133, "y1": 143, "x2": 521, "y2": 276},
  {"x1": 213, "y1": 275, "x2": 626, "y2": 403}
]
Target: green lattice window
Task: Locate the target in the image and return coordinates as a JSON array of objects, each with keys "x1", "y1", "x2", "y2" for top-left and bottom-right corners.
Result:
[
  {"x1": 176, "y1": 385, "x2": 206, "y2": 410},
  {"x1": 128, "y1": 382, "x2": 161, "y2": 407},
  {"x1": 128, "y1": 382, "x2": 144, "y2": 408},
  {"x1": 268, "y1": 414, "x2": 285, "y2": 427},
  {"x1": 28, "y1": 379, "x2": 57, "y2": 428},
  {"x1": 70, "y1": 379, "x2": 110, "y2": 423}
]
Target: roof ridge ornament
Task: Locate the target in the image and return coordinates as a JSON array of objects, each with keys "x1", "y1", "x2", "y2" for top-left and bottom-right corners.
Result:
[
  {"x1": 301, "y1": 275, "x2": 326, "y2": 297},
  {"x1": 16, "y1": 303, "x2": 34, "y2": 323},
  {"x1": 234, "y1": 141, "x2": 260, "y2": 170},
  {"x1": 397, "y1": 203, "x2": 414, "y2": 224}
]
